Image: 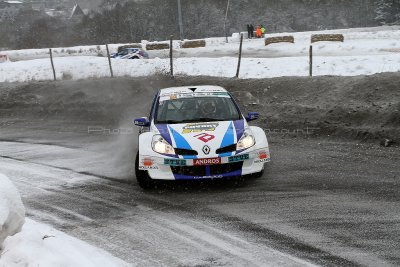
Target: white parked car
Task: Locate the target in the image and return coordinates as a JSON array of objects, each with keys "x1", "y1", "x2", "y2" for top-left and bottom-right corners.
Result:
[
  {"x1": 0, "y1": 54, "x2": 9, "y2": 63},
  {"x1": 133, "y1": 86, "x2": 270, "y2": 189}
]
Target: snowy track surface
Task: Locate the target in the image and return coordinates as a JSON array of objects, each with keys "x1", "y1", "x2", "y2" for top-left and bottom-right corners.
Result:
[
  {"x1": 0, "y1": 76, "x2": 399, "y2": 266},
  {"x1": 1, "y1": 26, "x2": 400, "y2": 82}
]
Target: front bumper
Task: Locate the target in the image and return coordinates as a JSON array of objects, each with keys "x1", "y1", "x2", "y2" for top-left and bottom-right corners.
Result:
[{"x1": 139, "y1": 148, "x2": 270, "y2": 180}]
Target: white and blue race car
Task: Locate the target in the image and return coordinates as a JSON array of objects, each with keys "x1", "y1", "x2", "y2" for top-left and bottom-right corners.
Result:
[{"x1": 134, "y1": 86, "x2": 270, "y2": 189}]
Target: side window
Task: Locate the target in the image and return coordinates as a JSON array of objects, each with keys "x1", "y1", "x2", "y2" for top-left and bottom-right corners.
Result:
[{"x1": 149, "y1": 95, "x2": 158, "y2": 120}]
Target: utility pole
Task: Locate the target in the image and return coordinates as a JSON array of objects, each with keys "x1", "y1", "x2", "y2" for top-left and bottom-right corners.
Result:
[
  {"x1": 223, "y1": 0, "x2": 230, "y2": 43},
  {"x1": 177, "y1": 0, "x2": 184, "y2": 40}
]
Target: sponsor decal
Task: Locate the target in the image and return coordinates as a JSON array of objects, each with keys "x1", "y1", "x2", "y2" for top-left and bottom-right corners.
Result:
[
  {"x1": 228, "y1": 154, "x2": 250, "y2": 163},
  {"x1": 258, "y1": 151, "x2": 268, "y2": 160},
  {"x1": 143, "y1": 158, "x2": 153, "y2": 167},
  {"x1": 164, "y1": 159, "x2": 187, "y2": 166},
  {"x1": 194, "y1": 133, "x2": 215, "y2": 143},
  {"x1": 193, "y1": 157, "x2": 222, "y2": 166},
  {"x1": 254, "y1": 151, "x2": 270, "y2": 163},
  {"x1": 213, "y1": 92, "x2": 229, "y2": 96},
  {"x1": 182, "y1": 123, "x2": 219, "y2": 134},
  {"x1": 140, "y1": 158, "x2": 159, "y2": 170},
  {"x1": 193, "y1": 175, "x2": 223, "y2": 179}
]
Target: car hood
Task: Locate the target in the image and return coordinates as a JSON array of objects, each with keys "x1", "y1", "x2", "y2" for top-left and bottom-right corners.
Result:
[{"x1": 153, "y1": 120, "x2": 247, "y2": 158}]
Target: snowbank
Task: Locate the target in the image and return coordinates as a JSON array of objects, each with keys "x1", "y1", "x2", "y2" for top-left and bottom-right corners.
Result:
[
  {"x1": 0, "y1": 219, "x2": 131, "y2": 267},
  {"x1": 0, "y1": 174, "x2": 25, "y2": 248}
]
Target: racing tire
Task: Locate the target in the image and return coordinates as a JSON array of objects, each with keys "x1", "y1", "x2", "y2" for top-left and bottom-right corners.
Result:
[
  {"x1": 250, "y1": 168, "x2": 264, "y2": 179},
  {"x1": 135, "y1": 152, "x2": 155, "y2": 190}
]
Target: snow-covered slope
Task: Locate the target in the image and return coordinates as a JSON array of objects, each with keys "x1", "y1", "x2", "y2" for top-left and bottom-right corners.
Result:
[
  {"x1": 0, "y1": 174, "x2": 25, "y2": 247},
  {"x1": 0, "y1": 26, "x2": 399, "y2": 82},
  {"x1": 0, "y1": 173, "x2": 130, "y2": 267},
  {"x1": 0, "y1": 219, "x2": 131, "y2": 267}
]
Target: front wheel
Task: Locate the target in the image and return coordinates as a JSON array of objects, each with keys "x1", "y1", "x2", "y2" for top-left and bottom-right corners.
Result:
[
  {"x1": 249, "y1": 167, "x2": 264, "y2": 179},
  {"x1": 135, "y1": 152, "x2": 155, "y2": 189}
]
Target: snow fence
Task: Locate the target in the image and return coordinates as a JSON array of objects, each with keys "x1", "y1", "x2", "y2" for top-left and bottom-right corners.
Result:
[{"x1": 0, "y1": 174, "x2": 25, "y2": 248}]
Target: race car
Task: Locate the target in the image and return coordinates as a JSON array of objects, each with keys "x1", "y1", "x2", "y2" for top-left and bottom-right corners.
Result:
[
  {"x1": 111, "y1": 48, "x2": 149, "y2": 59},
  {"x1": 133, "y1": 86, "x2": 270, "y2": 189}
]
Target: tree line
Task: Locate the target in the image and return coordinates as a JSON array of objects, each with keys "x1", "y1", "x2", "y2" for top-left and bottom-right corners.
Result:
[{"x1": 0, "y1": 0, "x2": 399, "y2": 50}]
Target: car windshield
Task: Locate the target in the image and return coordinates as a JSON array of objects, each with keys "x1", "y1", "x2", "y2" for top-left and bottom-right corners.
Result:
[{"x1": 155, "y1": 96, "x2": 241, "y2": 124}]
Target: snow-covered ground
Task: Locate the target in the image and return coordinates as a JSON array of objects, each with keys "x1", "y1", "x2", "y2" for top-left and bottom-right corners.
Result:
[
  {"x1": 0, "y1": 219, "x2": 131, "y2": 267},
  {"x1": 0, "y1": 173, "x2": 130, "y2": 267},
  {"x1": 0, "y1": 26, "x2": 400, "y2": 82},
  {"x1": 0, "y1": 174, "x2": 25, "y2": 247}
]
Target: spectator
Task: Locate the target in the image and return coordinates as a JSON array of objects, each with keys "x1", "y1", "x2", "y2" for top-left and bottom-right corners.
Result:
[
  {"x1": 249, "y1": 24, "x2": 254, "y2": 38},
  {"x1": 261, "y1": 25, "x2": 266, "y2": 37},
  {"x1": 256, "y1": 26, "x2": 262, "y2": 38},
  {"x1": 247, "y1": 24, "x2": 251, "y2": 39}
]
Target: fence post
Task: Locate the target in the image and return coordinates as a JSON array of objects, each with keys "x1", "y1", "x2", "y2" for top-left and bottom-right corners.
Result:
[
  {"x1": 309, "y1": 45, "x2": 313, "y2": 77},
  {"x1": 106, "y1": 44, "x2": 114, "y2": 78},
  {"x1": 170, "y1": 36, "x2": 174, "y2": 77},
  {"x1": 235, "y1": 33, "x2": 243, "y2": 78},
  {"x1": 49, "y1": 49, "x2": 56, "y2": 81}
]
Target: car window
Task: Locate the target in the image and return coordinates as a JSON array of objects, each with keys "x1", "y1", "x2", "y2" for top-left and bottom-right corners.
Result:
[{"x1": 156, "y1": 96, "x2": 241, "y2": 124}]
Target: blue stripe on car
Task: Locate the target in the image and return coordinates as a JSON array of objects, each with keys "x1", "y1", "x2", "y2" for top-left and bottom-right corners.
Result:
[
  {"x1": 219, "y1": 121, "x2": 235, "y2": 157},
  {"x1": 168, "y1": 126, "x2": 197, "y2": 159},
  {"x1": 233, "y1": 120, "x2": 245, "y2": 141},
  {"x1": 155, "y1": 124, "x2": 172, "y2": 145}
]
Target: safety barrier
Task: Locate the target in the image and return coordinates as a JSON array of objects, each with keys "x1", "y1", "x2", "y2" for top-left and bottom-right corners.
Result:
[
  {"x1": 181, "y1": 39, "x2": 206, "y2": 49},
  {"x1": 265, "y1": 36, "x2": 294, "y2": 46},
  {"x1": 311, "y1": 34, "x2": 344, "y2": 43},
  {"x1": 146, "y1": 42, "x2": 170, "y2": 50}
]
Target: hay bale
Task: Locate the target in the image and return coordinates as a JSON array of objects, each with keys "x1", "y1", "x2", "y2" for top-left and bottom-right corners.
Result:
[
  {"x1": 146, "y1": 42, "x2": 170, "y2": 50},
  {"x1": 181, "y1": 39, "x2": 206, "y2": 49},
  {"x1": 265, "y1": 36, "x2": 294, "y2": 46},
  {"x1": 311, "y1": 34, "x2": 344, "y2": 43},
  {"x1": 117, "y1": 44, "x2": 142, "y2": 52}
]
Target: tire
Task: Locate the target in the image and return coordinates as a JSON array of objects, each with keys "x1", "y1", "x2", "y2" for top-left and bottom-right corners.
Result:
[
  {"x1": 250, "y1": 168, "x2": 264, "y2": 179},
  {"x1": 131, "y1": 56, "x2": 139, "y2": 59},
  {"x1": 135, "y1": 152, "x2": 155, "y2": 189}
]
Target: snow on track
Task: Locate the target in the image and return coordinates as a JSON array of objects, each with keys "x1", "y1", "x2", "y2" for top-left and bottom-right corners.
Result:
[{"x1": 1, "y1": 26, "x2": 400, "y2": 82}]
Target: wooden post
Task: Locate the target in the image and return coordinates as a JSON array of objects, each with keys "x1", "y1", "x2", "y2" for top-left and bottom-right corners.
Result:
[
  {"x1": 309, "y1": 45, "x2": 313, "y2": 77},
  {"x1": 235, "y1": 33, "x2": 243, "y2": 78},
  {"x1": 170, "y1": 36, "x2": 174, "y2": 77},
  {"x1": 49, "y1": 49, "x2": 56, "y2": 81},
  {"x1": 106, "y1": 44, "x2": 114, "y2": 78}
]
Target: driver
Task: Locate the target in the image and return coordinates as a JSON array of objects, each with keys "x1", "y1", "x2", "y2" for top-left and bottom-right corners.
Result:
[{"x1": 199, "y1": 99, "x2": 217, "y2": 117}]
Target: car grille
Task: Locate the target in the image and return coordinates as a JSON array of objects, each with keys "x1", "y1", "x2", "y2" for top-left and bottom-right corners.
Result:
[
  {"x1": 171, "y1": 162, "x2": 243, "y2": 177},
  {"x1": 216, "y1": 144, "x2": 237, "y2": 154},
  {"x1": 175, "y1": 148, "x2": 198, "y2": 156}
]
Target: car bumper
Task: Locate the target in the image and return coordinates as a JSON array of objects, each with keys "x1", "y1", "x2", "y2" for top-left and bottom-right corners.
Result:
[{"x1": 138, "y1": 148, "x2": 270, "y2": 180}]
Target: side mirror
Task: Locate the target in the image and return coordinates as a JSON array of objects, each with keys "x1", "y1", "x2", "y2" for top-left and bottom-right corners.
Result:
[
  {"x1": 134, "y1": 117, "x2": 150, "y2": 127},
  {"x1": 246, "y1": 112, "x2": 259, "y2": 122}
]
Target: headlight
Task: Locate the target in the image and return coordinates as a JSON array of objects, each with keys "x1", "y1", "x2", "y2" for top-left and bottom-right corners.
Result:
[
  {"x1": 236, "y1": 131, "x2": 255, "y2": 150},
  {"x1": 152, "y1": 135, "x2": 175, "y2": 155}
]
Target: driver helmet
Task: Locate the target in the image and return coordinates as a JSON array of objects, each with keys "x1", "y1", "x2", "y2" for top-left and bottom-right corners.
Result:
[{"x1": 200, "y1": 99, "x2": 217, "y2": 115}]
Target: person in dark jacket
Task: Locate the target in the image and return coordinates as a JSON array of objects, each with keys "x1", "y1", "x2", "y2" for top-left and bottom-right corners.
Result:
[
  {"x1": 249, "y1": 24, "x2": 254, "y2": 38},
  {"x1": 247, "y1": 24, "x2": 251, "y2": 39}
]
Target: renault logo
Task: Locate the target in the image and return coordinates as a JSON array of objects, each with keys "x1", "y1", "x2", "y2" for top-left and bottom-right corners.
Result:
[{"x1": 202, "y1": 145, "x2": 211, "y2": 155}]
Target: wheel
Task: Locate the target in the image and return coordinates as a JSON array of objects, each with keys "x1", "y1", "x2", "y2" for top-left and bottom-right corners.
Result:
[
  {"x1": 250, "y1": 167, "x2": 264, "y2": 179},
  {"x1": 135, "y1": 152, "x2": 155, "y2": 189},
  {"x1": 130, "y1": 56, "x2": 139, "y2": 59}
]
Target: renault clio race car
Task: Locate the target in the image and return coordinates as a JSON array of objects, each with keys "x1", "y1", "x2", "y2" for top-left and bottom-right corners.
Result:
[{"x1": 134, "y1": 86, "x2": 270, "y2": 189}]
